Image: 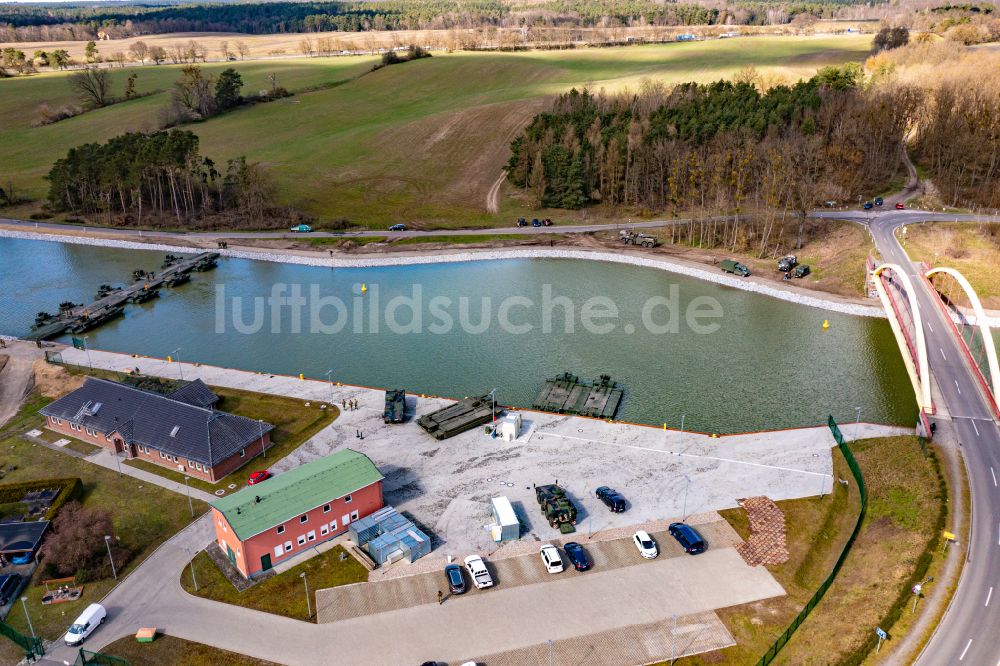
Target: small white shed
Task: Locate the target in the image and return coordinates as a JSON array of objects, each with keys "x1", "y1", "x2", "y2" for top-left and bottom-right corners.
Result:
[
  {"x1": 490, "y1": 496, "x2": 519, "y2": 542},
  {"x1": 497, "y1": 412, "x2": 522, "y2": 442}
]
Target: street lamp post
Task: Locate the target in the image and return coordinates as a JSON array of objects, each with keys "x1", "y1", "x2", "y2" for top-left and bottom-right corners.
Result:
[
  {"x1": 680, "y1": 413, "x2": 685, "y2": 433},
  {"x1": 681, "y1": 474, "x2": 692, "y2": 521},
  {"x1": 488, "y1": 388, "x2": 498, "y2": 424},
  {"x1": 259, "y1": 419, "x2": 267, "y2": 459},
  {"x1": 171, "y1": 347, "x2": 184, "y2": 380},
  {"x1": 325, "y1": 369, "x2": 334, "y2": 401},
  {"x1": 854, "y1": 406, "x2": 862, "y2": 441},
  {"x1": 301, "y1": 572, "x2": 311, "y2": 619},
  {"x1": 183, "y1": 476, "x2": 194, "y2": 517},
  {"x1": 186, "y1": 547, "x2": 199, "y2": 592},
  {"x1": 104, "y1": 535, "x2": 117, "y2": 580},
  {"x1": 20, "y1": 597, "x2": 35, "y2": 638},
  {"x1": 83, "y1": 336, "x2": 93, "y2": 370}
]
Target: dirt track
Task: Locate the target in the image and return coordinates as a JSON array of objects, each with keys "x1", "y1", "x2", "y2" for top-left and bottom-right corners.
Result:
[{"x1": 0, "y1": 341, "x2": 42, "y2": 428}]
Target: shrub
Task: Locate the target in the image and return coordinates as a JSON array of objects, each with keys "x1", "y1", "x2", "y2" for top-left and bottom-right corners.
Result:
[{"x1": 39, "y1": 501, "x2": 114, "y2": 577}]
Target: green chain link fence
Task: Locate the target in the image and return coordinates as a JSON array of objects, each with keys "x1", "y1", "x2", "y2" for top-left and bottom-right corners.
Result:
[
  {"x1": 0, "y1": 618, "x2": 43, "y2": 662},
  {"x1": 74, "y1": 648, "x2": 131, "y2": 666},
  {"x1": 754, "y1": 415, "x2": 868, "y2": 666}
]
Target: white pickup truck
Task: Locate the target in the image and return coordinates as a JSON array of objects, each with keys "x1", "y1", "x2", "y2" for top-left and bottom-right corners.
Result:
[{"x1": 463, "y1": 555, "x2": 494, "y2": 589}]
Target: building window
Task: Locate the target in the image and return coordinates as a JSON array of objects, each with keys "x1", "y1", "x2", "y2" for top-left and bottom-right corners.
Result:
[
  {"x1": 273, "y1": 545, "x2": 283, "y2": 559},
  {"x1": 350, "y1": 510, "x2": 359, "y2": 521},
  {"x1": 240, "y1": 448, "x2": 246, "y2": 457},
  {"x1": 86, "y1": 428, "x2": 97, "y2": 437},
  {"x1": 284, "y1": 541, "x2": 293, "y2": 553},
  {"x1": 344, "y1": 494, "x2": 352, "y2": 504},
  {"x1": 300, "y1": 515, "x2": 308, "y2": 524},
  {"x1": 297, "y1": 535, "x2": 306, "y2": 546},
  {"x1": 307, "y1": 530, "x2": 316, "y2": 542},
  {"x1": 320, "y1": 525, "x2": 329, "y2": 536},
  {"x1": 172, "y1": 455, "x2": 179, "y2": 463},
  {"x1": 277, "y1": 525, "x2": 285, "y2": 535},
  {"x1": 160, "y1": 452, "x2": 166, "y2": 459},
  {"x1": 329, "y1": 520, "x2": 338, "y2": 532},
  {"x1": 142, "y1": 446, "x2": 149, "y2": 454},
  {"x1": 323, "y1": 504, "x2": 331, "y2": 513}
]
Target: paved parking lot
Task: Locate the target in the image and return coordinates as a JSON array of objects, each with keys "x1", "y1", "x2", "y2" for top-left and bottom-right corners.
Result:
[{"x1": 317, "y1": 518, "x2": 744, "y2": 623}]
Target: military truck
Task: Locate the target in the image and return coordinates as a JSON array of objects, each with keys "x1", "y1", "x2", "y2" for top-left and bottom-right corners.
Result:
[
  {"x1": 777, "y1": 255, "x2": 797, "y2": 272},
  {"x1": 535, "y1": 484, "x2": 578, "y2": 528},
  {"x1": 619, "y1": 230, "x2": 659, "y2": 248},
  {"x1": 383, "y1": 389, "x2": 406, "y2": 424},
  {"x1": 794, "y1": 264, "x2": 811, "y2": 278},
  {"x1": 721, "y1": 259, "x2": 751, "y2": 277}
]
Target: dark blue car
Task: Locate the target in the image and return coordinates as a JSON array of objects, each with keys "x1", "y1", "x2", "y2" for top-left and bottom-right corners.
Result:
[
  {"x1": 668, "y1": 522, "x2": 706, "y2": 554},
  {"x1": 563, "y1": 542, "x2": 592, "y2": 571},
  {"x1": 444, "y1": 564, "x2": 466, "y2": 594}
]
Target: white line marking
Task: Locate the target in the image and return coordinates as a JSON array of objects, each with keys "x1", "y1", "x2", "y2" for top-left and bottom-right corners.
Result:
[
  {"x1": 940, "y1": 347, "x2": 948, "y2": 361},
  {"x1": 927, "y1": 321, "x2": 934, "y2": 333},
  {"x1": 955, "y1": 380, "x2": 962, "y2": 395},
  {"x1": 992, "y1": 467, "x2": 997, "y2": 487},
  {"x1": 987, "y1": 587, "x2": 993, "y2": 607},
  {"x1": 959, "y1": 638, "x2": 972, "y2": 660},
  {"x1": 972, "y1": 420, "x2": 980, "y2": 437}
]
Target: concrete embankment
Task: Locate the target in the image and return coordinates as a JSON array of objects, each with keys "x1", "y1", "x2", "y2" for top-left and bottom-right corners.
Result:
[{"x1": 1, "y1": 228, "x2": 887, "y2": 318}]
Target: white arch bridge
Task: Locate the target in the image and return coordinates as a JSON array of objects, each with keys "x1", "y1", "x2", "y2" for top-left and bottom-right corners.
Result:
[{"x1": 872, "y1": 262, "x2": 1000, "y2": 429}]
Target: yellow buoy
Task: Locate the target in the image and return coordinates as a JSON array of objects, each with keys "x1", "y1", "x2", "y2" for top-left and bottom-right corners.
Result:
[
  {"x1": 822, "y1": 319, "x2": 830, "y2": 330},
  {"x1": 299, "y1": 373, "x2": 304, "y2": 380},
  {"x1": 361, "y1": 283, "x2": 367, "y2": 293}
]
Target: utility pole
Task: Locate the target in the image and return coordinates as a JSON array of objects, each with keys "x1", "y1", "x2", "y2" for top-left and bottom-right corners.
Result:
[
  {"x1": 104, "y1": 535, "x2": 117, "y2": 580},
  {"x1": 183, "y1": 476, "x2": 193, "y2": 517},
  {"x1": 20, "y1": 597, "x2": 35, "y2": 638},
  {"x1": 301, "y1": 572, "x2": 312, "y2": 618}
]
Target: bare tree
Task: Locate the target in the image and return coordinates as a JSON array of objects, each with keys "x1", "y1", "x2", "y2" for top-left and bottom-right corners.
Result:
[
  {"x1": 219, "y1": 40, "x2": 230, "y2": 61},
  {"x1": 149, "y1": 45, "x2": 167, "y2": 64},
  {"x1": 110, "y1": 51, "x2": 126, "y2": 68},
  {"x1": 299, "y1": 37, "x2": 314, "y2": 57},
  {"x1": 129, "y1": 40, "x2": 149, "y2": 64},
  {"x1": 70, "y1": 66, "x2": 113, "y2": 108},
  {"x1": 235, "y1": 40, "x2": 250, "y2": 60}
]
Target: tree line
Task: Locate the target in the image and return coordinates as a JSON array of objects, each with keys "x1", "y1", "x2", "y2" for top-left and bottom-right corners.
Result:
[
  {"x1": 0, "y1": 0, "x2": 889, "y2": 41},
  {"x1": 506, "y1": 67, "x2": 917, "y2": 255},
  {"x1": 46, "y1": 130, "x2": 278, "y2": 227}
]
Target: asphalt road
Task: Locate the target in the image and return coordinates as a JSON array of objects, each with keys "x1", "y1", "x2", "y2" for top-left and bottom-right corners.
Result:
[{"x1": 858, "y1": 206, "x2": 1000, "y2": 666}]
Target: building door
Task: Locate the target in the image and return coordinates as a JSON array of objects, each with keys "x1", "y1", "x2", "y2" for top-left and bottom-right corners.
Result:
[
  {"x1": 260, "y1": 553, "x2": 272, "y2": 572},
  {"x1": 226, "y1": 544, "x2": 236, "y2": 566}
]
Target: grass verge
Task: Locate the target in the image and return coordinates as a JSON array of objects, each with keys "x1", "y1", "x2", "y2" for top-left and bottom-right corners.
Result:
[
  {"x1": 674, "y1": 435, "x2": 944, "y2": 665},
  {"x1": 0, "y1": 394, "x2": 208, "y2": 664},
  {"x1": 903, "y1": 221, "x2": 1000, "y2": 308},
  {"x1": 180, "y1": 545, "x2": 367, "y2": 621},
  {"x1": 102, "y1": 633, "x2": 279, "y2": 666}
]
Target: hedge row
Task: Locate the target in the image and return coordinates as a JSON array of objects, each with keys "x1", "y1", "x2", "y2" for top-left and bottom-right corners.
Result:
[
  {"x1": 840, "y1": 445, "x2": 949, "y2": 665},
  {"x1": 0, "y1": 477, "x2": 82, "y2": 520}
]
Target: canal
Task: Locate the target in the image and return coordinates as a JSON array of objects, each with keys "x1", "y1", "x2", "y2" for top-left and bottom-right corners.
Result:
[{"x1": 0, "y1": 237, "x2": 917, "y2": 433}]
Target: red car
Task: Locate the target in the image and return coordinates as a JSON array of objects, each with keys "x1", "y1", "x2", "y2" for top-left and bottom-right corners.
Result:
[
  {"x1": 895, "y1": 202, "x2": 905, "y2": 210},
  {"x1": 247, "y1": 470, "x2": 272, "y2": 486}
]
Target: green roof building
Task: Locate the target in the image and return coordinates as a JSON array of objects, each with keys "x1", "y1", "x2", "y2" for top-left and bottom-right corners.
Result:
[{"x1": 210, "y1": 449, "x2": 384, "y2": 577}]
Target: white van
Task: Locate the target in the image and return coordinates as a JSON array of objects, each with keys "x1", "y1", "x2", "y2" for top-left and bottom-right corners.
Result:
[{"x1": 64, "y1": 603, "x2": 106, "y2": 646}]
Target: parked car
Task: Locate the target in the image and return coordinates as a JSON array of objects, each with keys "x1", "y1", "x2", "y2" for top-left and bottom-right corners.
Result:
[
  {"x1": 531, "y1": 218, "x2": 542, "y2": 227},
  {"x1": 0, "y1": 573, "x2": 21, "y2": 605},
  {"x1": 874, "y1": 197, "x2": 884, "y2": 207},
  {"x1": 777, "y1": 254, "x2": 797, "y2": 272},
  {"x1": 539, "y1": 544, "x2": 564, "y2": 573},
  {"x1": 247, "y1": 470, "x2": 272, "y2": 486},
  {"x1": 388, "y1": 223, "x2": 407, "y2": 231},
  {"x1": 542, "y1": 218, "x2": 553, "y2": 226},
  {"x1": 10, "y1": 553, "x2": 31, "y2": 565},
  {"x1": 289, "y1": 224, "x2": 313, "y2": 233},
  {"x1": 633, "y1": 530, "x2": 658, "y2": 559},
  {"x1": 444, "y1": 564, "x2": 466, "y2": 594},
  {"x1": 516, "y1": 217, "x2": 527, "y2": 227},
  {"x1": 668, "y1": 522, "x2": 707, "y2": 554},
  {"x1": 895, "y1": 202, "x2": 905, "y2": 210},
  {"x1": 563, "y1": 542, "x2": 592, "y2": 571},
  {"x1": 463, "y1": 555, "x2": 494, "y2": 589},
  {"x1": 863, "y1": 201, "x2": 874, "y2": 210},
  {"x1": 64, "y1": 603, "x2": 106, "y2": 646},
  {"x1": 824, "y1": 200, "x2": 838, "y2": 208},
  {"x1": 595, "y1": 486, "x2": 627, "y2": 513},
  {"x1": 793, "y1": 264, "x2": 811, "y2": 279}
]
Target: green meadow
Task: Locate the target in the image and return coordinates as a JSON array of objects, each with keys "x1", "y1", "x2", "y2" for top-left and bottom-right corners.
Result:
[{"x1": 0, "y1": 35, "x2": 871, "y2": 228}]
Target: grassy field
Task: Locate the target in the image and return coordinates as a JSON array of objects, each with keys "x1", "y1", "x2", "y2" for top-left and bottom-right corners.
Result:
[
  {"x1": 0, "y1": 394, "x2": 208, "y2": 664},
  {"x1": 180, "y1": 545, "x2": 367, "y2": 620},
  {"x1": 904, "y1": 222, "x2": 1000, "y2": 309},
  {"x1": 103, "y1": 633, "x2": 279, "y2": 666},
  {"x1": 0, "y1": 35, "x2": 871, "y2": 229},
  {"x1": 675, "y1": 435, "x2": 945, "y2": 665}
]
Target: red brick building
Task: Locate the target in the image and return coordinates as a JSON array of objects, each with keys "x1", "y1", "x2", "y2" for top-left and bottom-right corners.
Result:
[
  {"x1": 40, "y1": 377, "x2": 273, "y2": 482},
  {"x1": 211, "y1": 449, "x2": 384, "y2": 577}
]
